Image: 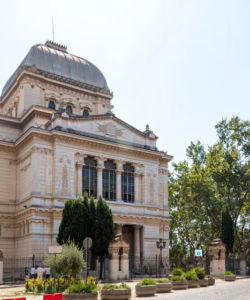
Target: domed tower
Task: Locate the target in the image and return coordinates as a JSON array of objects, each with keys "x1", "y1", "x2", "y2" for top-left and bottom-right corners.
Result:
[{"x1": 0, "y1": 41, "x2": 113, "y2": 117}]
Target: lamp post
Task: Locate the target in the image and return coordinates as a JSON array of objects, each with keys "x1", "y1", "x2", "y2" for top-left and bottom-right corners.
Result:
[
  {"x1": 156, "y1": 238, "x2": 166, "y2": 277},
  {"x1": 32, "y1": 254, "x2": 35, "y2": 267}
]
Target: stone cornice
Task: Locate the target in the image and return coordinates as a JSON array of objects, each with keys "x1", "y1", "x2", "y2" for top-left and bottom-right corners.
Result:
[
  {"x1": 49, "y1": 112, "x2": 157, "y2": 141},
  {"x1": 12, "y1": 126, "x2": 171, "y2": 161},
  {"x1": 0, "y1": 70, "x2": 112, "y2": 105},
  {"x1": 0, "y1": 105, "x2": 53, "y2": 129}
]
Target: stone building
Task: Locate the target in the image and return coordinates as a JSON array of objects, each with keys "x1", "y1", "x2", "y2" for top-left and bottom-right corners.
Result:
[{"x1": 0, "y1": 41, "x2": 172, "y2": 279}]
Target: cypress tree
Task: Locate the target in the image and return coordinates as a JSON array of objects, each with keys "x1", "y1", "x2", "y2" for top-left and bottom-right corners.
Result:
[
  {"x1": 57, "y1": 198, "x2": 87, "y2": 248},
  {"x1": 93, "y1": 196, "x2": 115, "y2": 279},
  {"x1": 221, "y1": 209, "x2": 234, "y2": 255},
  {"x1": 57, "y1": 195, "x2": 115, "y2": 279}
]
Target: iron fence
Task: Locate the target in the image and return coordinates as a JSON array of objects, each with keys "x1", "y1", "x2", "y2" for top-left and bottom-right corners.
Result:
[
  {"x1": 129, "y1": 255, "x2": 170, "y2": 279},
  {"x1": 3, "y1": 256, "x2": 45, "y2": 282}
]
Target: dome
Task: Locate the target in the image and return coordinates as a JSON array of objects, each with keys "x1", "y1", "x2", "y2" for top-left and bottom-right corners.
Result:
[{"x1": 1, "y1": 41, "x2": 110, "y2": 98}]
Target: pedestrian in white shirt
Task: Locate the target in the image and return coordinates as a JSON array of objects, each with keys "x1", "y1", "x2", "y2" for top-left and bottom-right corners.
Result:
[
  {"x1": 30, "y1": 267, "x2": 36, "y2": 279},
  {"x1": 36, "y1": 266, "x2": 44, "y2": 279},
  {"x1": 44, "y1": 267, "x2": 51, "y2": 279}
]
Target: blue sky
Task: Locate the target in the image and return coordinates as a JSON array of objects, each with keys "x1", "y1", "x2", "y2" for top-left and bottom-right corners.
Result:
[{"x1": 0, "y1": 0, "x2": 249, "y2": 164}]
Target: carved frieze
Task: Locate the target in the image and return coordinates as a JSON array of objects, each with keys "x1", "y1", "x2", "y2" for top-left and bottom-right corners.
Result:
[{"x1": 97, "y1": 122, "x2": 124, "y2": 138}]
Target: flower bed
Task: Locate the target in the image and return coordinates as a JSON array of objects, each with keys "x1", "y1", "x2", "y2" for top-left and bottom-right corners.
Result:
[
  {"x1": 184, "y1": 270, "x2": 200, "y2": 288},
  {"x1": 224, "y1": 271, "x2": 236, "y2": 281},
  {"x1": 206, "y1": 275, "x2": 215, "y2": 285},
  {"x1": 136, "y1": 278, "x2": 156, "y2": 297},
  {"x1": 25, "y1": 278, "x2": 72, "y2": 294},
  {"x1": 192, "y1": 268, "x2": 208, "y2": 287},
  {"x1": 101, "y1": 283, "x2": 131, "y2": 300},
  {"x1": 199, "y1": 278, "x2": 209, "y2": 287},
  {"x1": 171, "y1": 268, "x2": 188, "y2": 290},
  {"x1": 156, "y1": 279, "x2": 172, "y2": 293}
]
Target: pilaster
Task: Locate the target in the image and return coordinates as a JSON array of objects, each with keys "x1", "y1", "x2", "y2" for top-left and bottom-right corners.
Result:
[
  {"x1": 116, "y1": 160, "x2": 123, "y2": 201},
  {"x1": 96, "y1": 157, "x2": 104, "y2": 198}
]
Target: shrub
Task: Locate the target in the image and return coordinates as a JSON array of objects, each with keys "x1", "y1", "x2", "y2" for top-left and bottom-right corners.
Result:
[
  {"x1": 224, "y1": 271, "x2": 234, "y2": 275},
  {"x1": 184, "y1": 270, "x2": 198, "y2": 281},
  {"x1": 193, "y1": 267, "x2": 206, "y2": 280},
  {"x1": 102, "y1": 283, "x2": 130, "y2": 290},
  {"x1": 171, "y1": 275, "x2": 185, "y2": 281},
  {"x1": 66, "y1": 279, "x2": 97, "y2": 295},
  {"x1": 44, "y1": 243, "x2": 85, "y2": 277},
  {"x1": 172, "y1": 268, "x2": 183, "y2": 276},
  {"x1": 206, "y1": 275, "x2": 214, "y2": 279},
  {"x1": 136, "y1": 278, "x2": 156, "y2": 287},
  {"x1": 156, "y1": 279, "x2": 171, "y2": 283}
]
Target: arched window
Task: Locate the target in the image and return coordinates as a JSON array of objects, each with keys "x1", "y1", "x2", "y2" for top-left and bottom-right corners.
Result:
[
  {"x1": 48, "y1": 100, "x2": 56, "y2": 110},
  {"x1": 66, "y1": 105, "x2": 73, "y2": 115},
  {"x1": 103, "y1": 160, "x2": 116, "y2": 201},
  {"x1": 82, "y1": 157, "x2": 97, "y2": 198},
  {"x1": 122, "y1": 163, "x2": 134, "y2": 203},
  {"x1": 83, "y1": 109, "x2": 89, "y2": 117}
]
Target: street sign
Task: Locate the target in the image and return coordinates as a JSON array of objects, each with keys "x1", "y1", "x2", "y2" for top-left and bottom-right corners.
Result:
[
  {"x1": 83, "y1": 237, "x2": 92, "y2": 249},
  {"x1": 48, "y1": 246, "x2": 63, "y2": 254},
  {"x1": 195, "y1": 249, "x2": 203, "y2": 257}
]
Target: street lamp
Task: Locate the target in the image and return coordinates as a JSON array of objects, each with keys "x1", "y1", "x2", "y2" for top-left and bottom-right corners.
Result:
[
  {"x1": 156, "y1": 238, "x2": 166, "y2": 276},
  {"x1": 32, "y1": 254, "x2": 35, "y2": 267}
]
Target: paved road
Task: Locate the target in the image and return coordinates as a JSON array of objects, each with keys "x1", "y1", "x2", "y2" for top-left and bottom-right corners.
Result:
[
  {"x1": 131, "y1": 278, "x2": 250, "y2": 300},
  {"x1": 0, "y1": 278, "x2": 249, "y2": 300}
]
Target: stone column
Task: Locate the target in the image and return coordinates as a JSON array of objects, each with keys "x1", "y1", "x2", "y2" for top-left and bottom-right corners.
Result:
[
  {"x1": 140, "y1": 226, "x2": 144, "y2": 260},
  {"x1": 134, "y1": 173, "x2": 140, "y2": 203},
  {"x1": 141, "y1": 167, "x2": 146, "y2": 204},
  {"x1": 97, "y1": 158, "x2": 104, "y2": 198},
  {"x1": 0, "y1": 251, "x2": 3, "y2": 284},
  {"x1": 134, "y1": 225, "x2": 141, "y2": 269},
  {"x1": 77, "y1": 163, "x2": 82, "y2": 196},
  {"x1": 116, "y1": 161, "x2": 123, "y2": 201},
  {"x1": 121, "y1": 249, "x2": 129, "y2": 280},
  {"x1": 109, "y1": 249, "x2": 119, "y2": 281}
]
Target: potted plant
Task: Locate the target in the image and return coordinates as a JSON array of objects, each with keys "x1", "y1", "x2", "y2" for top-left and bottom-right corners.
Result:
[
  {"x1": 135, "y1": 278, "x2": 156, "y2": 297},
  {"x1": 224, "y1": 271, "x2": 236, "y2": 281},
  {"x1": 193, "y1": 267, "x2": 208, "y2": 287},
  {"x1": 155, "y1": 279, "x2": 173, "y2": 293},
  {"x1": 206, "y1": 275, "x2": 215, "y2": 285},
  {"x1": 101, "y1": 283, "x2": 131, "y2": 300},
  {"x1": 184, "y1": 270, "x2": 200, "y2": 288},
  {"x1": 171, "y1": 269, "x2": 188, "y2": 290},
  {"x1": 63, "y1": 277, "x2": 98, "y2": 300}
]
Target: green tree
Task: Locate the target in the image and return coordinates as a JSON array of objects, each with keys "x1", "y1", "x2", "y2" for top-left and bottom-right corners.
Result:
[
  {"x1": 44, "y1": 243, "x2": 85, "y2": 277},
  {"x1": 221, "y1": 209, "x2": 234, "y2": 255},
  {"x1": 57, "y1": 198, "x2": 87, "y2": 248},
  {"x1": 169, "y1": 117, "x2": 250, "y2": 266},
  {"x1": 57, "y1": 195, "x2": 115, "y2": 279},
  {"x1": 92, "y1": 196, "x2": 115, "y2": 279}
]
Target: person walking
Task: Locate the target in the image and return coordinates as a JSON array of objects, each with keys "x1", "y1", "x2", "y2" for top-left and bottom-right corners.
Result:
[
  {"x1": 30, "y1": 266, "x2": 36, "y2": 279},
  {"x1": 36, "y1": 266, "x2": 44, "y2": 279},
  {"x1": 44, "y1": 267, "x2": 51, "y2": 279}
]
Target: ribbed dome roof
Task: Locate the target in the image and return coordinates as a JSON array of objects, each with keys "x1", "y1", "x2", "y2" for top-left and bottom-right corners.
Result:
[{"x1": 1, "y1": 41, "x2": 110, "y2": 98}]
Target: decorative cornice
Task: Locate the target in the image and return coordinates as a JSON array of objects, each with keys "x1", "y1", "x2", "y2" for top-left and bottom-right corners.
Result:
[{"x1": 1, "y1": 69, "x2": 112, "y2": 104}]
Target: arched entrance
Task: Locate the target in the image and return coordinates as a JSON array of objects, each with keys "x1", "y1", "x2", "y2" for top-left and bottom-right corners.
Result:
[{"x1": 115, "y1": 224, "x2": 144, "y2": 275}]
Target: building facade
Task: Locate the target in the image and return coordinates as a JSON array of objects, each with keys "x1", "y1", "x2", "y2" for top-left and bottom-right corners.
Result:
[{"x1": 0, "y1": 41, "x2": 172, "y2": 279}]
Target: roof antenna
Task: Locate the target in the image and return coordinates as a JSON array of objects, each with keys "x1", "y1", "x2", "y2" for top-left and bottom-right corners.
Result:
[{"x1": 52, "y1": 18, "x2": 55, "y2": 42}]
